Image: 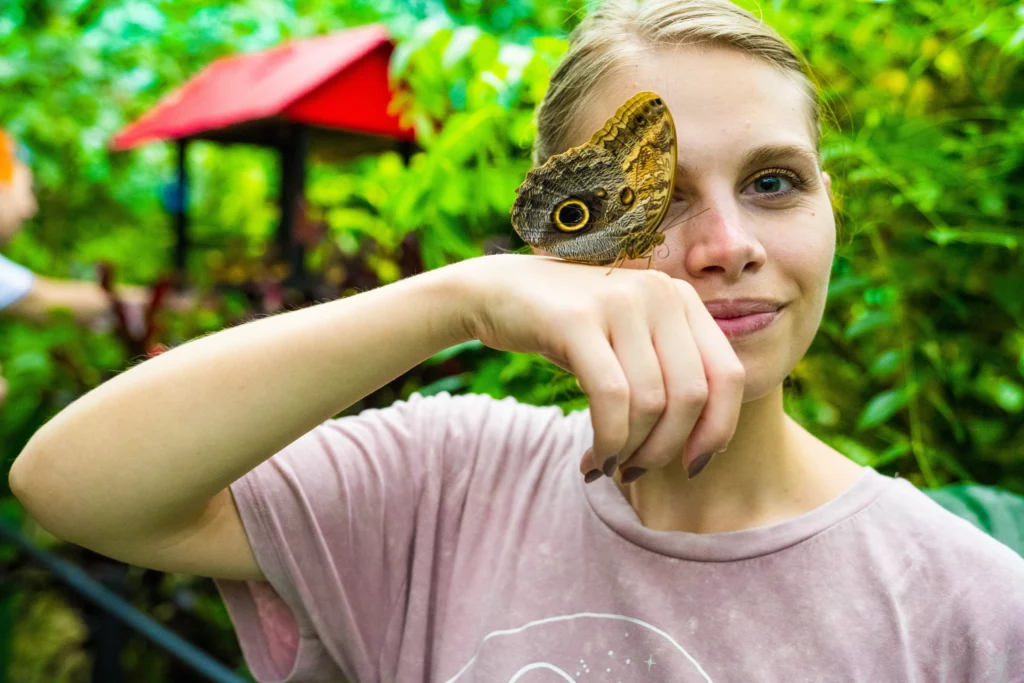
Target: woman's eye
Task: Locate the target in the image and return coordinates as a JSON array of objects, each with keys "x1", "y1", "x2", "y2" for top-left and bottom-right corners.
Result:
[
  {"x1": 743, "y1": 168, "x2": 804, "y2": 198},
  {"x1": 753, "y1": 175, "x2": 789, "y2": 193}
]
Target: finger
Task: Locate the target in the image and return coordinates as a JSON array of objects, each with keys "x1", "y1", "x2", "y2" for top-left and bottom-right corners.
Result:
[
  {"x1": 539, "y1": 351, "x2": 572, "y2": 373},
  {"x1": 604, "y1": 305, "x2": 667, "y2": 475},
  {"x1": 565, "y1": 332, "x2": 630, "y2": 475},
  {"x1": 579, "y1": 447, "x2": 602, "y2": 482},
  {"x1": 618, "y1": 300, "x2": 706, "y2": 476},
  {"x1": 677, "y1": 282, "x2": 745, "y2": 475}
]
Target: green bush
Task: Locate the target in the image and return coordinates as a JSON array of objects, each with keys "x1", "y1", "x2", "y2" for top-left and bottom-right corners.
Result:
[{"x1": 1, "y1": 0, "x2": 1022, "y2": 680}]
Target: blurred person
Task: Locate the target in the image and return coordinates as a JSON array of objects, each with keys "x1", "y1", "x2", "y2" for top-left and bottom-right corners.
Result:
[
  {"x1": 0, "y1": 128, "x2": 167, "y2": 408},
  {"x1": 0, "y1": 129, "x2": 154, "y2": 324},
  {"x1": 9, "y1": 1, "x2": 1024, "y2": 681}
]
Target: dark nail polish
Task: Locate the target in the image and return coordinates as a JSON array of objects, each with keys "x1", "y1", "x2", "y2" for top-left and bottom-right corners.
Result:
[
  {"x1": 602, "y1": 456, "x2": 619, "y2": 477},
  {"x1": 584, "y1": 469, "x2": 604, "y2": 483},
  {"x1": 687, "y1": 453, "x2": 713, "y2": 479},
  {"x1": 622, "y1": 467, "x2": 647, "y2": 484}
]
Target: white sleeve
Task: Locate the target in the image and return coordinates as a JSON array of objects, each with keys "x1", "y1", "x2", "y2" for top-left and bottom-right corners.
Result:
[{"x1": 0, "y1": 253, "x2": 34, "y2": 310}]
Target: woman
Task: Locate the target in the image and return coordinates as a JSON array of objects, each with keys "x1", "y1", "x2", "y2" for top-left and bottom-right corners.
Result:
[
  {"x1": 0, "y1": 128, "x2": 157, "y2": 406},
  {"x1": 10, "y1": 1, "x2": 1024, "y2": 681},
  {"x1": 0, "y1": 129, "x2": 156, "y2": 326}
]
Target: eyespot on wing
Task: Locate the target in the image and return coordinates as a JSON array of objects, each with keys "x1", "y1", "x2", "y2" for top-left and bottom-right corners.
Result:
[{"x1": 510, "y1": 146, "x2": 624, "y2": 247}]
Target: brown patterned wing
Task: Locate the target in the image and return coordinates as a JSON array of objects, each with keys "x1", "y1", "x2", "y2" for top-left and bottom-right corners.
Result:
[
  {"x1": 590, "y1": 91, "x2": 677, "y2": 259},
  {"x1": 510, "y1": 91, "x2": 676, "y2": 266},
  {"x1": 510, "y1": 145, "x2": 637, "y2": 265}
]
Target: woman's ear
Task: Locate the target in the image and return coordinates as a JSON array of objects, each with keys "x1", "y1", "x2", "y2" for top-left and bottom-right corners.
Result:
[{"x1": 822, "y1": 171, "x2": 833, "y2": 197}]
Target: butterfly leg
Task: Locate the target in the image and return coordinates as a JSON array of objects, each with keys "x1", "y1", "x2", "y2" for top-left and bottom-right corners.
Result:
[{"x1": 606, "y1": 253, "x2": 626, "y2": 276}]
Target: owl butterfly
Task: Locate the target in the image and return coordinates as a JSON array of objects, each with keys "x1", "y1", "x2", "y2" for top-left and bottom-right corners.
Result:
[{"x1": 511, "y1": 91, "x2": 676, "y2": 270}]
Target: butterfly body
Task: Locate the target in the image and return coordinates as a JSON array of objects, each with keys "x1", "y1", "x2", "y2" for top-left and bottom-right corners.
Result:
[{"x1": 511, "y1": 92, "x2": 677, "y2": 267}]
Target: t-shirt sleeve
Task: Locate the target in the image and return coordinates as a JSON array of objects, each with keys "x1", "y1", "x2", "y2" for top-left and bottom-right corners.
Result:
[
  {"x1": 0, "y1": 253, "x2": 34, "y2": 311},
  {"x1": 957, "y1": 541, "x2": 1024, "y2": 682},
  {"x1": 213, "y1": 390, "x2": 519, "y2": 683}
]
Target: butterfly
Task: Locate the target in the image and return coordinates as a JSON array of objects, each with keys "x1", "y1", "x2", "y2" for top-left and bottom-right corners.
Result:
[{"x1": 510, "y1": 91, "x2": 677, "y2": 270}]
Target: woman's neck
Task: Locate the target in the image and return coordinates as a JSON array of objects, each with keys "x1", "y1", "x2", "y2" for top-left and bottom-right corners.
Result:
[{"x1": 614, "y1": 386, "x2": 864, "y2": 534}]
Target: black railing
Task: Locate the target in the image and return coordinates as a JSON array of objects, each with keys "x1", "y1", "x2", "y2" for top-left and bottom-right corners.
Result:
[{"x1": 0, "y1": 519, "x2": 247, "y2": 683}]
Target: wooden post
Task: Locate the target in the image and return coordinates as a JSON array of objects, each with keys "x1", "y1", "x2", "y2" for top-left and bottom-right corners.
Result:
[
  {"x1": 398, "y1": 139, "x2": 415, "y2": 166},
  {"x1": 173, "y1": 139, "x2": 190, "y2": 277},
  {"x1": 278, "y1": 124, "x2": 309, "y2": 285}
]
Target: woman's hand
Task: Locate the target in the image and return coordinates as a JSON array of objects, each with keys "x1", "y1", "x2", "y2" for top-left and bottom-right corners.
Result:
[{"x1": 454, "y1": 254, "x2": 745, "y2": 481}]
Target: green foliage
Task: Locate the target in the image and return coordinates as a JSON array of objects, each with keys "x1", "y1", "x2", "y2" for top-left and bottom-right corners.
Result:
[
  {"x1": 1, "y1": 0, "x2": 1023, "y2": 680},
  {"x1": 926, "y1": 483, "x2": 1024, "y2": 557},
  {"x1": 762, "y1": 0, "x2": 1024, "y2": 494}
]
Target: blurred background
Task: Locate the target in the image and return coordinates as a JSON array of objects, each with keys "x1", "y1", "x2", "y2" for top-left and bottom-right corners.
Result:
[{"x1": 0, "y1": 0, "x2": 1022, "y2": 680}]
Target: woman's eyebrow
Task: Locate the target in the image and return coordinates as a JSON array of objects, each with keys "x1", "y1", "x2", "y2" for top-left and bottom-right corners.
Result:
[
  {"x1": 738, "y1": 143, "x2": 820, "y2": 171},
  {"x1": 674, "y1": 143, "x2": 820, "y2": 177}
]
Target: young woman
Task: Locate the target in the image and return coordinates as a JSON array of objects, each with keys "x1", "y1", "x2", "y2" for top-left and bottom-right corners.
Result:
[
  {"x1": 0, "y1": 129, "x2": 157, "y2": 327},
  {"x1": 0, "y1": 128, "x2": 162, "y2": 406},
  {"x1": 10, "y1": 1, "x2": 1024, "y2": 681}
]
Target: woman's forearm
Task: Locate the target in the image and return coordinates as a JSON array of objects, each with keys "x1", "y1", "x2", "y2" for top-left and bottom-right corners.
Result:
[
  {"x1": 7, "y1": 276, "x2": 139, "y2": 325},
  {"x1": 9, "y1": 265, "x2": 472, "y2": 550}
]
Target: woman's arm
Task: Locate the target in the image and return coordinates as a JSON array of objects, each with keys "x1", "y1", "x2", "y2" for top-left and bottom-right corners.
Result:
[
  {"x1": 5, "y1": 275, "x2": 149, "y2": 325},
  {"x1": 8, "y1": 265, "x2": 471, "y2": 580}
]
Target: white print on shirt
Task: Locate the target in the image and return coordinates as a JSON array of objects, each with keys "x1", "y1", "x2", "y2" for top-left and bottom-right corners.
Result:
[{"x1": 445, "y1": 612, "x2": 714, "y2": 682}]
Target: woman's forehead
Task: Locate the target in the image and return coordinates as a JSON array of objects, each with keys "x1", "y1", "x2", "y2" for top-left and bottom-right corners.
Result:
[{"x1": 572, "y1": 46, "x2": 815, "y2": 157}]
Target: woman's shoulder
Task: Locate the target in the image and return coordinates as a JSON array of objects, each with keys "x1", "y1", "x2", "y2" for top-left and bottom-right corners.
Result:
[{"x1": 868, "y1": 473, "x2": 1024, "y2": 600}]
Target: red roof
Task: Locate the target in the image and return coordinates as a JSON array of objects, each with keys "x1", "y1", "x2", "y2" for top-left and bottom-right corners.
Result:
[{"x1": 111, "y1": 24, "x2": 415, "y2": 150}]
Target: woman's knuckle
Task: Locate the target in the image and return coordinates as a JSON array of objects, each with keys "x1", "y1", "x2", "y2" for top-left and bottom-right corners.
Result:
[
  {"x1": 595, "y1": 379, "x2": 630, "y2": 402},
  {"x1": 559, "y1": 303, "x2": 595, "y2": 327},
  {"x1": 673, "y1": 378, "x2": 709, "y2": 405},
  {"x1": 642, "y1": 269, "x2": 673, "y2": 286},
  {"x1": 670, "y1": 275, "x2": 696, "y2": 296},
  {"x1": 602, "y1": 285, "x2": 642, "y2": 311},
  {"x1": 632, "y1": 388, "x2": 667, "y2": 416},
  {"x1": 722, "y1": 362, "x2": 746, "y2": 384}
]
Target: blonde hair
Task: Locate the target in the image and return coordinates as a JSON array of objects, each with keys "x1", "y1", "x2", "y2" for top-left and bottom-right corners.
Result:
[{"x1": 533, "y1": 0, "x2": 821, "y2": 166}]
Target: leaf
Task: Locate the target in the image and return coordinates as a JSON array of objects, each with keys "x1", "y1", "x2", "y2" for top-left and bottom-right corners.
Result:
[
  {"x1": 844, "y1": 310, "x2": 893, "y2": 340},
  {"x1": 856, "y1": 386, "x2": 910, "y2": 430},
  {"x1": 442, "y1": 25, "x2": 482, "y2": 70},
  {"x1": 417, "y1": 374, "x2": 468, "y2": 397},
  {"x1": 869, "y1": 349, "x2": 902, "y2": 378},
  {"x1": 924, "y1": 484, "x2": 1024, "y2": 557},
  {"x1": 926, "y1": 227, "x2": 1018, "y2": 250},
  {"x1": 425, "y1": 340, "x2": 484, "y2": 365},
  {"x1": 991, "y1": 377, "x2": 1024, "y2": 414},
  {"x1": 390, "y1": 15, "x2": 454, "y2": 79}
]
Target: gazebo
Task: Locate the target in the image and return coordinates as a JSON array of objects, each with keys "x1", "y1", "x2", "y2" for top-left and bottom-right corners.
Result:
[{"x1": 110, "y1": 24, "x2": 416, "y2": 284}]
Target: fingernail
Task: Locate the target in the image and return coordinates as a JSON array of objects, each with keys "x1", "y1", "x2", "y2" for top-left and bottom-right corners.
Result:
[
  {"x1": 687, "y1": 453, "x2": 714, "y2": 479},
  {"x1": 584, "y1": 469, "x2": 604, "y2": 484},
  {"x1": 602, "y1": 455, "x2": 619, "y2": 477},
  {"x1": 621, "y1": 467, "x2": 647, "y2": 484}
]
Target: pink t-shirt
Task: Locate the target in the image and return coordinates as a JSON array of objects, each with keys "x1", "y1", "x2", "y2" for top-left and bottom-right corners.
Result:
[{"x1": 215, "y1": 392, "x2": 1024, "y2": 682}]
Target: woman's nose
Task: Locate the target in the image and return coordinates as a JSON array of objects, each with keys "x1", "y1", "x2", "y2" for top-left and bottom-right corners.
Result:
[{"x1": 679, "y1": 200, "x2": 767, "y2": 280}]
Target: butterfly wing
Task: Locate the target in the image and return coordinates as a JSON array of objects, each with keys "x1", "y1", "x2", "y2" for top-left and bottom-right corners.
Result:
[
  {"x1": 511, "y1": 145, "x2": 644, "y2": 265},
  {"x1": 510, "y1": 91, "x2": 676, "y2": 265},
  {"x1": 590, "y1": 91, "x2": 677, "y2": 240}
]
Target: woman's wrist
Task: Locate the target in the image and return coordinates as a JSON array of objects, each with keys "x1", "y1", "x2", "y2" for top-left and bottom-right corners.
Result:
[{"x1": 423, "y1": 255, "x2": 495, "y2": 348}]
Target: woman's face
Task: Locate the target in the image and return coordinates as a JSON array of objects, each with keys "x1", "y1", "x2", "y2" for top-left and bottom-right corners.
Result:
[
  {"x1": 0, "y1": 162, "x2": 39, "y2": 243},
  {"x1": 563, "y1": 46, "x2": 835, "y2": 400}
]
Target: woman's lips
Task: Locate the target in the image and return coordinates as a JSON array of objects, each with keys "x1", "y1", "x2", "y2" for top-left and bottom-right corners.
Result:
[{"x1": 713, "y1": 307, "x2": 784, "y2": 338}]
